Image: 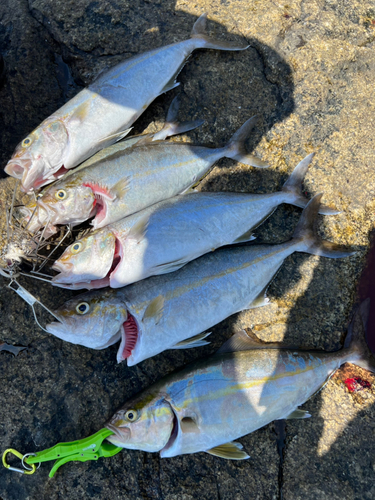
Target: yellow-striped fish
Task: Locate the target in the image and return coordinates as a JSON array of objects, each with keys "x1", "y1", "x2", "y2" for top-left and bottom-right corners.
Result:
[{"x1": 106, "y1": 301, "x2": 374, "y2": 459}]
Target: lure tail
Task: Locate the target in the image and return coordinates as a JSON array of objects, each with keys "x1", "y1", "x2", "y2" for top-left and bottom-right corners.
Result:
[
  {"x1": 191, "y1": 13, "x2": 249, "y2": 51},
  {"x1": 344, "y1": 299, "x2": 375, "y2": 372},
  {"x1": 293, "y1": 193, "x2": 356, "y2": 258},
  {"x1": 281, "y1": 154, "x2": 340, "y2": 215},
  {"x1": 223, "y1": 116, "x2": 268, "y2": 168}
]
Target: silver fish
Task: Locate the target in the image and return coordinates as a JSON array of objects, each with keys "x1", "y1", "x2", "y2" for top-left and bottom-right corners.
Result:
[
  {"x1": 45, "y1": 195, "x2": 354, "y2": 364},
  {"x1": 36, "y1": 116, "x2": 267, "y2": 230},
  {"x1": 106, "y1": 300, "x2": 374, "y2": 459},
  {"x1": 51, "y1": 154, "x2": 339, "y2": 288},
  {"x1": 5, "y1": 14, "x2": 248, "y2": 192},
  {"x1": 16, "y1": 95, "x2": 203, "y2": 236}
]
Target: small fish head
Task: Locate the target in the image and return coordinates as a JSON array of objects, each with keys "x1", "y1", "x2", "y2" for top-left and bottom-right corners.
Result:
[
  {"x1": 17, "y1": 196, "x2": 56, "y2": 236},
  {"x1": 37, "y1": 180, "x2": 95, "y2": 226},
  {"x1": 45, "y1": 289, "x2": 128, "y2": 349},
  {"x1": 5, "y1": 118, "x2": 70, "y2": 192},
  {"x1": 106, "y1": 393, "x2": 174, "y2": 453},
  {"x1": 52, "y1": 228, "x2": 116, "y2": 284}
]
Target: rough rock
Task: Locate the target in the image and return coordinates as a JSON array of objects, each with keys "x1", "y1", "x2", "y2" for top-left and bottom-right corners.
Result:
[{"x1": 0, "y1": 0, "x2": 375, "y2": 499}]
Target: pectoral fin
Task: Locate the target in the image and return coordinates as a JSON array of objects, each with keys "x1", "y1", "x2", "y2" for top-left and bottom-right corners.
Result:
[
  {"x1": 98, "y1": 128, "x2": 132, "y2": 144},
  {"x1": 206, "y1": 442, "x2": 250, "y2": 460},
  {"x1": 284, "y1": 409, "x2": 311, "y2": 420},
  {"x1": 128, "y1": 216, "x2": 149, "y2": 243},
  {"x1": 142, "y1": 295, "x2": 164, "y2": 323},
  {"x1": 68, "y1": 101, "x2": 91, "y2": 124},
  {"x1": 112, "y1": 177, "x2": 130, "y2": 199},
  {"x1": 172, "y1": 331, "x2": 211, "y2": 349},
  {"x1": 153, "y1": 256, "x2": 190, "y2": 274},
  {"x1": 180, "y1": 417, "x2": 199, "y2": 434}
]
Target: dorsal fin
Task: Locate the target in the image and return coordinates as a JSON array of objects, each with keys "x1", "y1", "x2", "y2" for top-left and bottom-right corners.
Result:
[
  {"x1": 216, "y1": 329, "x2": 303, "y2": 355},
  {"x1": 216, "y1": 329, "x2": 267, "y2": 354}
]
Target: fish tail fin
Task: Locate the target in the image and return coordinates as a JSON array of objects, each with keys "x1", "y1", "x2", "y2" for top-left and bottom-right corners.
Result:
[
  {"x1": 292, "y1": 193, "x2": 356, "y2": 258},
  {"x1": 281, "y1": 154, "x2": 340, "y2": 215},
  {"x1": 191, "y1": 13, "x2": 249, "y2": 51},
  {"x1": 344, "y1": 299, "x2": 375, "y2": 372},
  {"x1": 223, "y1": 116, "x2": 268, "y2": 168},
  {"x1": 152, "y1": 95, "x2": 204, "y2": 141}
]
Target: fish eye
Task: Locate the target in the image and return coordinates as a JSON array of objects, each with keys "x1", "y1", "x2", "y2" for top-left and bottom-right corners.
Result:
[
  {"x1": 36, "y1": 193, "x2": 43, "y2": 200},
  {"x1": 55, "y1": 189, "x2": 67, "y2": 200},
  {"x1": 76, "y1": 302, "x2": 90, "y2": 315},
  {"x1": 22, "y1": 137, "x2": 32, "y2": 147},
  {"x1": 71, "y1": 242, "x2": 82, "y2": 254},
  {"x1": 125, "y1": 410, "x2": 138, "y2": 422}
]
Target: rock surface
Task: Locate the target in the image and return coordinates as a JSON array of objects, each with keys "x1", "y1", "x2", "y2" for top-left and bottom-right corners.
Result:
[{"x1": 0, "y1": 0, "x2": 375, "y2": 499}]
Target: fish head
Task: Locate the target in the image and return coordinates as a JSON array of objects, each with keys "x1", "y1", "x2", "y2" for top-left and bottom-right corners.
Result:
[
  {"x1": 5, "y1": 118, "x2": 70, "y2": 192},
  {"x1": 45, "y1": 289, "x2": 128, "y2": 349},
  {"x1": 52, "y1": 228, "x2": 116, "y2": 284},
  {"x1": 106, "y1": 393, "x2": 174, "y2": 453},
  {"x1": 16, "y1": 195, "x2": 57, "y2": 236},
  {"x1": 37, "y1": 179, "x2": 95, "y2": 226}
]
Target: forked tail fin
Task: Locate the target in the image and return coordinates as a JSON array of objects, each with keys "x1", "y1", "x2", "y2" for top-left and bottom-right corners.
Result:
[
  {"x1": 191, "y1": 13, "x2": 249, "y2": 51},
  {"x1": 345, "y1": 299, "x2": 375, "y2": 373},
  {"x1": 223, "y1": 116, "x2": 268, "y2": 168},
  {"x1": 293, "y1": 193, "x2": 356, "y2": 258},
  {"x1": 152, "y1": 95, "x2": 204, "y2": 141},
  {"x1": 281, "y1": 153, "x2": 340, "y2": 215}
]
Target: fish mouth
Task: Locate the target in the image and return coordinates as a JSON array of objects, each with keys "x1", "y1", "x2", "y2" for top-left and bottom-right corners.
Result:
[
  {"x1": 116, "y1": 313, "x2": 139, "y2": 363},
  {"x1": 45, "y1": 318, "x2": 122, "y2": 349},
  {"x1": 37, "y1": 198, "x2": 55, "y2": 215},
  {"x1": 5, "y1": 159, "x2": 32, "y2": 179},
  {"x1": 105, "y1": 424, "x2": 130, "y2": 446},
  {"x1": 6, "y1": 158, "x2": 52, "y2": 193},
  {"x1": 51, "y1": 261, "x2": 75, "y2": 283}
]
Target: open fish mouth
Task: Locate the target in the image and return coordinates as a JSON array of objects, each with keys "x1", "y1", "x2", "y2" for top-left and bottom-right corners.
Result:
[
  {"x1": 116, "y1": 313, "x2": 139, "y2": 363},
  {"x1": 105, "y1": 424, "x2": 130, "y2": 446},
  {"x1": 51, "y1": 261, "x2": 75, "y2": 282},
  {"x1": 5, "y1": 159, "x2": 32, "y2": 179},
  {"x1": 45, "y1": 318, "x2": 122, "y2": 349}
]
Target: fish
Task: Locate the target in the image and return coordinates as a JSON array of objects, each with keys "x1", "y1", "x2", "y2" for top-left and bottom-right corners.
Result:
[
  {"x1": 35, "y1": 116, "x2": 267, "y2": 230},
  {"x1": 105, "y1": 300, "x2": 375, "y2": 459},
  {"x1": 4, "y1": 14, "x2": 249, "y2": 193},
  {"x1": 45, "y1": 194, "x2": 355, "y2": 364},
  {"x1": 15, "y1": 95, "x2": 204, "y2": 236},
  {"x1": 51, "y1": 154, "x2": 339, "y2": 288}
]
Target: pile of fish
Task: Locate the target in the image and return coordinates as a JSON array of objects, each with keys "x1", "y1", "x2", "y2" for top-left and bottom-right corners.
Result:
[{"x1": 2, "y1": 13, "x2": 373, "y2": 465}]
